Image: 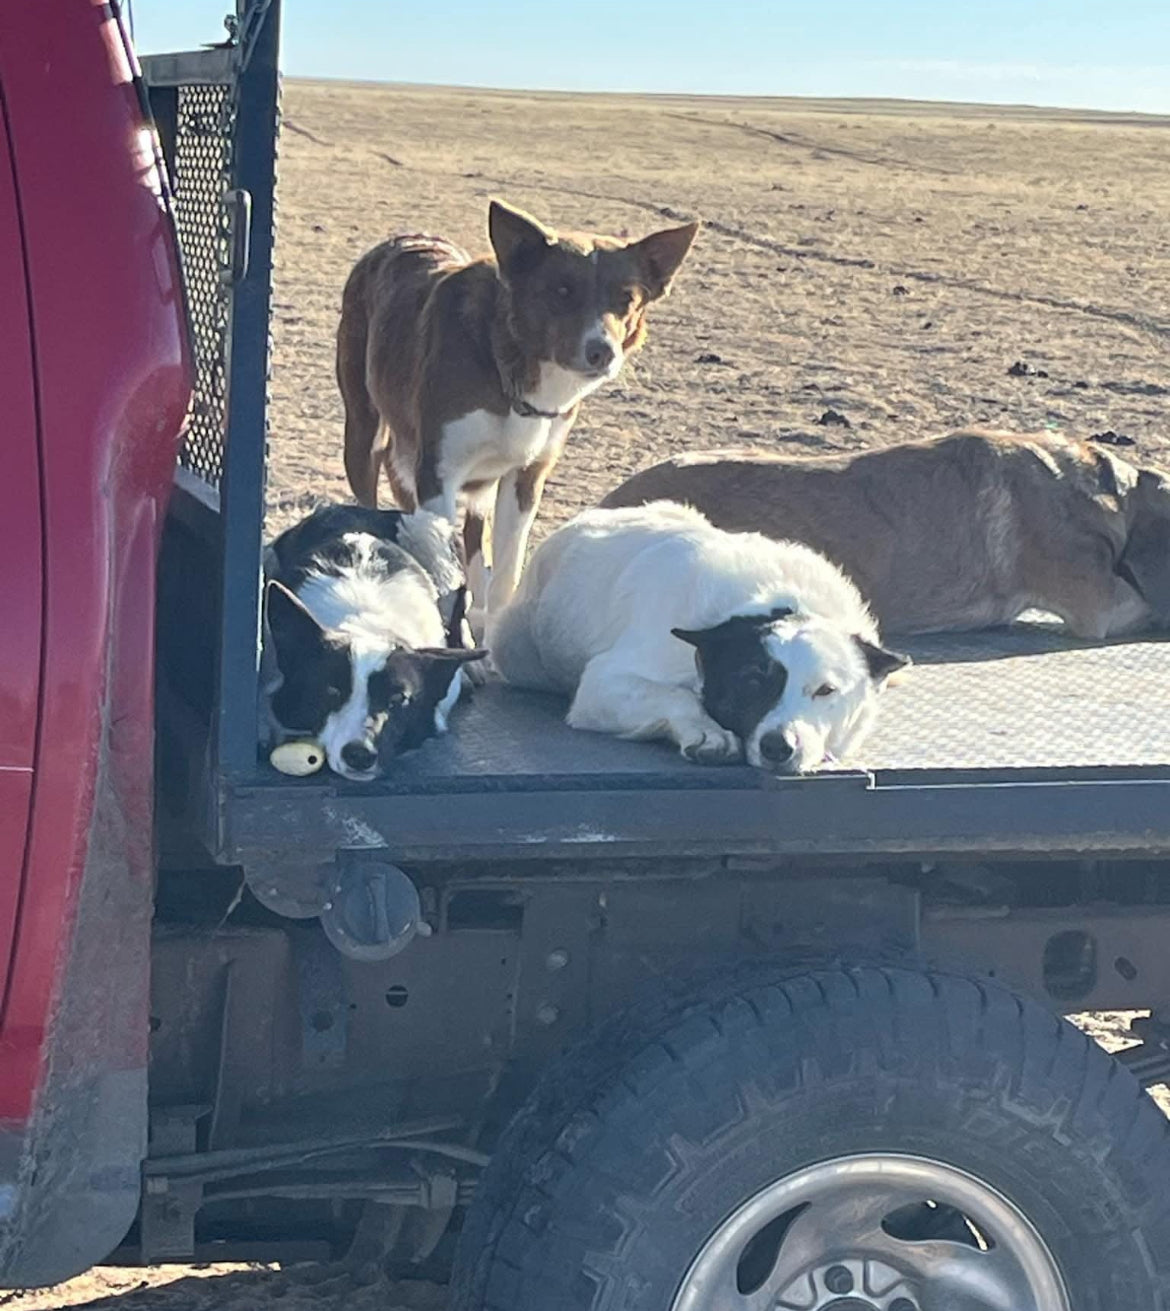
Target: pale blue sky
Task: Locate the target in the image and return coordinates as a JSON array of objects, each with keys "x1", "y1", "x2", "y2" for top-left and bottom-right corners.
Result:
[{"x1": 130, "y1": 2, "x2": 1170, "y2": 114}]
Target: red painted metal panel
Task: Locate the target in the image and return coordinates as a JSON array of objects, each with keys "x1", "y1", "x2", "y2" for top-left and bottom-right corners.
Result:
[
  {"x1": 0, "y1": 86, "x2": 41, "y2": 997},
  {"x1": 0, "y1": 0, "x2": 191, "y2": 1131}
]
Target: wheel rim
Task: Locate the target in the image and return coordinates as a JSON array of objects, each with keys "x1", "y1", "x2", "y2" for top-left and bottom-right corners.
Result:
[{"x1": 671, "y1": 1152, "x2": 1070, "y2": 1311}]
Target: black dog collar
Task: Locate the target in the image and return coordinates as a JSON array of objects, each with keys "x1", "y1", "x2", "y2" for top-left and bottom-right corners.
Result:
[{"x1": 510, "y1": 396, "x2": 574, "y2": 420}]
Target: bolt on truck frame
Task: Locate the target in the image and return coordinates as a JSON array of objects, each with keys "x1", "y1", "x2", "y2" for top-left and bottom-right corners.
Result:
[{"x1": 3, "y1": 4, "x2": 1170, "y2": 1308}]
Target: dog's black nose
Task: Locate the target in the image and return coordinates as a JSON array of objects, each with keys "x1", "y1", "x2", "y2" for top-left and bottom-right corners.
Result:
[
  {"x1": 758, "y1": 730, "x2": 795, "y2": 767},
  {"x1": 584, "y1": 337, "x2": 615, "y2": 372},
  {"x1": 341, "y1": 741, "x2": 377, "y2": 773}
]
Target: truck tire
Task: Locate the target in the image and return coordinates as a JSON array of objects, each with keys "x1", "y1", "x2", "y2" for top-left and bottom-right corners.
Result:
[{"x1": 452, "y1": 965, "x2": 1170, "y2": 1311}]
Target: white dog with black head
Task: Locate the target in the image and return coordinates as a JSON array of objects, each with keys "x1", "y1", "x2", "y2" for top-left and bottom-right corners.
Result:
[{"x1": 488, "y1": 502, "x2": 908, "y2": 771}]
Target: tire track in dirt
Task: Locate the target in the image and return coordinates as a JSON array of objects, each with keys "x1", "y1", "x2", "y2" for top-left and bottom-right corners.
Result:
[
  {"x1": 322, "y1": 135, "x2": 1170, "y2": 345},
  {"x1": 283, "y1": 119, "x2": 332, "y2": 148},
  {"x1": 704, "y1": 208, "x2": 1170, "y2": 341},
  {"x1": 284, "y1": 121, "x2": 402, "y2": 165},
  {"x1": 662, "y1": 111, "x2": 959, "y2": 176},
  {"x1": 453, "y1": 168, "x2": 1170, "y2": 343}
]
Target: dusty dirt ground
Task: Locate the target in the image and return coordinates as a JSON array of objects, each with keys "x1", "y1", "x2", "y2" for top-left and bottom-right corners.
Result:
[
  {"x1": 10, "y1": 81, "x2": 1170, "y2": 1310},
  {"x1": 0, "y1": 1265, "x2": 446, "y2": 1311}
]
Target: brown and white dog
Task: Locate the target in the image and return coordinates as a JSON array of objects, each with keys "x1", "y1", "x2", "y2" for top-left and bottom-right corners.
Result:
[
  {"x1": 337, "y1": 201, "x2": 698, "y2": 625},
  {"x1": 602, "y1": 429, "x2": 1170, "y2": 639}
]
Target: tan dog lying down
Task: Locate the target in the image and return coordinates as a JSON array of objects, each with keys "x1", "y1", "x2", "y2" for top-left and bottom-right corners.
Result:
[{"x1": 601, "y1": 429, "x2": 1170, "y2": 639}]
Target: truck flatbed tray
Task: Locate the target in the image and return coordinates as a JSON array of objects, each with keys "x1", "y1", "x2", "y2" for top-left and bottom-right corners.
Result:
[{"x1": 223, "y1": 625, "x2": 1170, "y2": 863}]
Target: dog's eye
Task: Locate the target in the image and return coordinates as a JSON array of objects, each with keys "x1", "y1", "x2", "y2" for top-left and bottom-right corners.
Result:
[
  {"x1": 813, "y1": 683, "x2": 837, "y2": 699},
  {"x1": 553, "y1": 282, "x2": 575, "y2": 305}
]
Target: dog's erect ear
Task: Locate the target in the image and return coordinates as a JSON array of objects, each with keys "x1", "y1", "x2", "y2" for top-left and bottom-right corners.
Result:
[
  {"x1": 1119, "y1": 474, "x2": 1170, "y2": 618},
  {"x1": 854, "y1": 636, "x2": 911, "y2": 685},
  {"x1": 489, "y1": 200, "x2": 552, "y2": 277},
  {"x1": 266, "y1": 581, "x2": 329, "y2": 659},
  {"x1": 627, "y1": 220, "x2": 699, "y2": 300}
]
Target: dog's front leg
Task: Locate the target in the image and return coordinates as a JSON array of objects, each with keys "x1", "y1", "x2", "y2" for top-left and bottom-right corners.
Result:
[
  {"x1": 460, "y1": 481, "x2": 498, "y2": 641},
  {"x1": 486, "y1": 462, "x2": 552, "y2": 616},
  {"x1": 417, "y1": 426, "x2": 464, "y2": 527},
  {"x1": 568, "y1": 656, "x2": 742, "y2": 765}
]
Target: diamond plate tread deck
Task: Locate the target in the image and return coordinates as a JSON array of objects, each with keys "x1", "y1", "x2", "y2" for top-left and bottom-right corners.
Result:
[
  {"x1": 335, "y1": 685, "x2": 734, "y2": 792},
  {"x1": 270, "y1": 622, "x2": 1170, "y2": 793},
  {"x1": 867, "y1": 623, "x2": 1170, "y2": 772}
]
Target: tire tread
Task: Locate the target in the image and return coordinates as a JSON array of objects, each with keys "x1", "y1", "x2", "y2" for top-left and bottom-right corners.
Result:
[{"x1": 452, "y1": 963, "x2": 1170, "y2": 1311}]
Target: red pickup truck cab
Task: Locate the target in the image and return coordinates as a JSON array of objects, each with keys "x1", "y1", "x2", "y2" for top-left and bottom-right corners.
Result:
[{"x1": 0, "y1": 0, "x2": 192, "y2": 1284}]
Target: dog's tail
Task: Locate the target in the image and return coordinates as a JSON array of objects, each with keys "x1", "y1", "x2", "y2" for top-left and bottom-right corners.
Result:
[{"x1": 337, "y1": 263, "x2": 384, "y2": 507}]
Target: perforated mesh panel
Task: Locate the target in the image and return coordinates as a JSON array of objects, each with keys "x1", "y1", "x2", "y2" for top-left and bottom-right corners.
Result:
[{"x1": 171, "y1": 83, "x2": 234, "y2": 488}]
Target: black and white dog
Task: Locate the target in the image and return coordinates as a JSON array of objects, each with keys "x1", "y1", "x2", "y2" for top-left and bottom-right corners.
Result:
[
  {"x1": 489, "y1": 502, "x2": 908, "y2": 772},
  {"x1": 261, "y1": 504, "x2": 486, "y2": 780}
]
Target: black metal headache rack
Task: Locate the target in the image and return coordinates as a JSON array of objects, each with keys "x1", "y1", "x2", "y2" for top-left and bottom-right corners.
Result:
[
  {"x1": 145, "y1": 3, "x2": 1170, "y2": 870},
  {"x1": 146, "y1": 0, "x2": 281, "y2": 848}
]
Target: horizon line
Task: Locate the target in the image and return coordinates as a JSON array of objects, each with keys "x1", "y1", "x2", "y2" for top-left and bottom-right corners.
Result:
[{"x1": 274, "y1": 74, "x2": 1170, "y2": 123}]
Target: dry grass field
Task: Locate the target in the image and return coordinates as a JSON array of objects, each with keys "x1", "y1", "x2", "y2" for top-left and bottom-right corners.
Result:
[
  {"x1": 10, "y1": 79, "x2": 1170, "y2": 1311},
  {"x1": 265, "y1": 80, "x2": 1170, "y2": 537}
]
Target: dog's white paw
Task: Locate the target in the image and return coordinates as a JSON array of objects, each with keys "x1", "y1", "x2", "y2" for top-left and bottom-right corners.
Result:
[{"x1": 680, "y1": 726, "x2": 742, "y2": 765}]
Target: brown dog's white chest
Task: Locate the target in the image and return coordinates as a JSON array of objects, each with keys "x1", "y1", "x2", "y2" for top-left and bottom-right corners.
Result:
[
  {"x1": 433, "y1": 409, "x2": 568, "y2": 505},
  {"x1": 432, "y1": 361, "x2": 604, "y2": 511}
]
